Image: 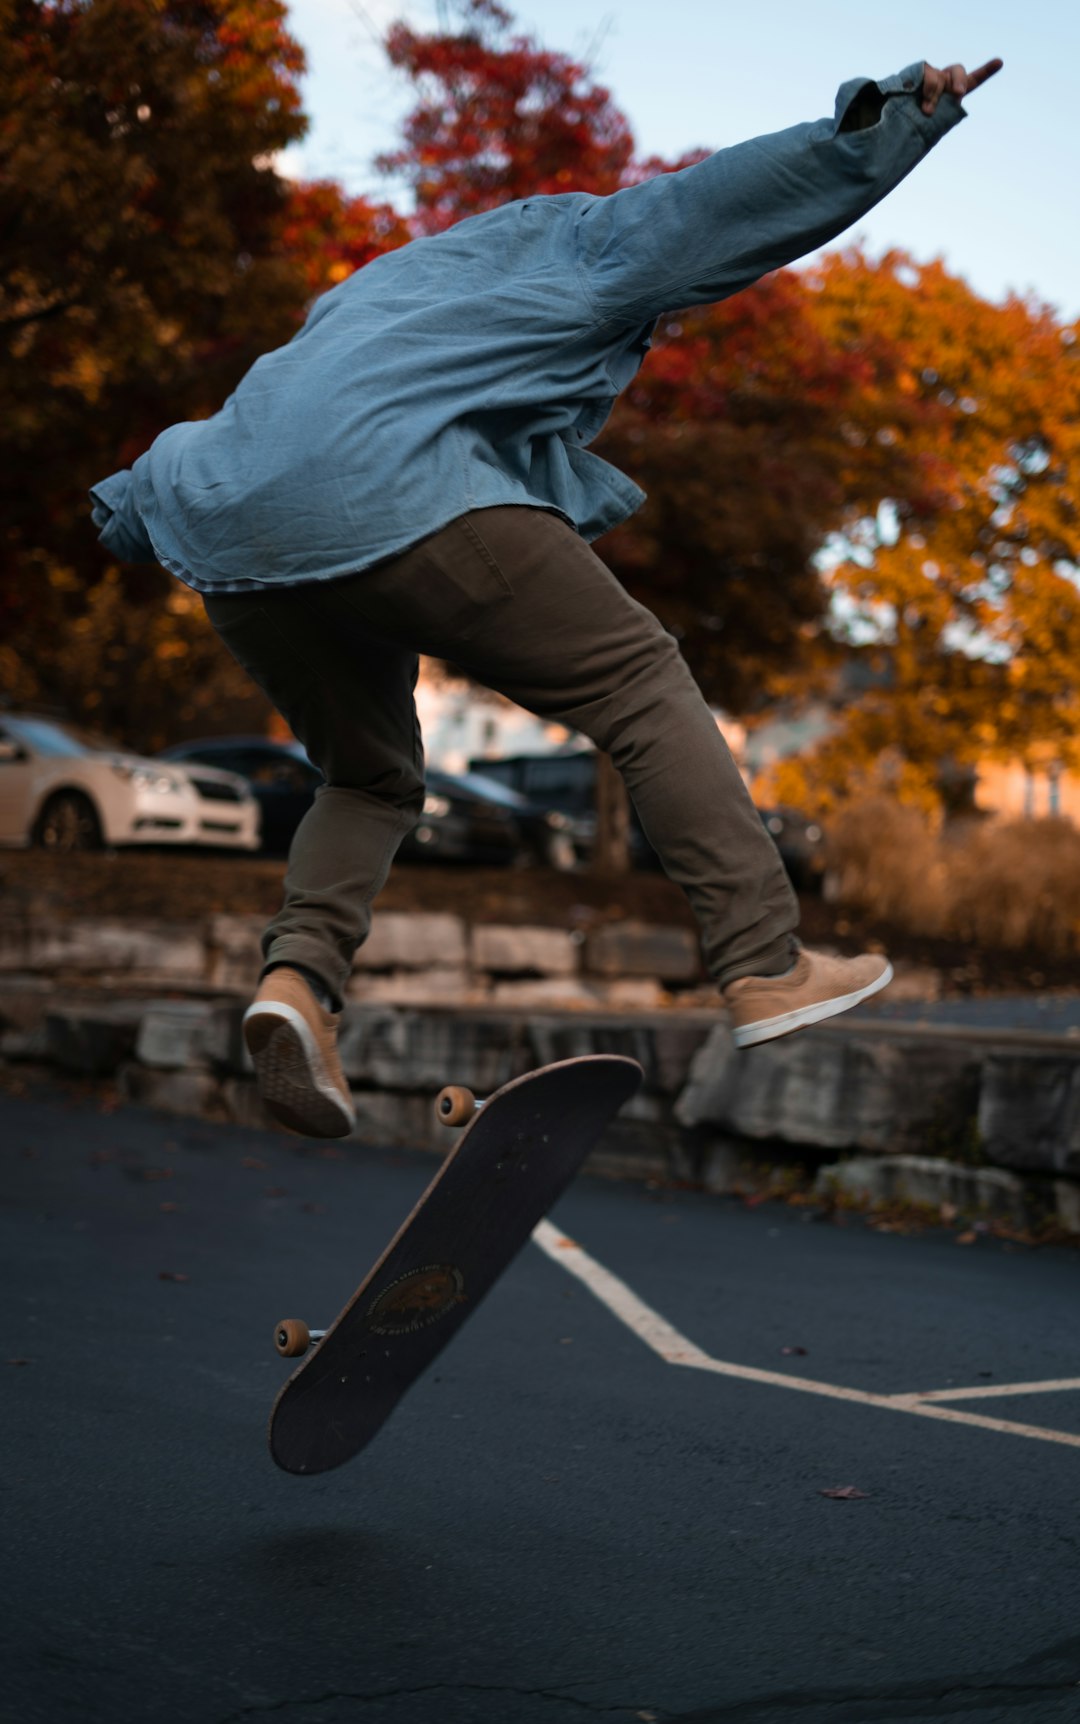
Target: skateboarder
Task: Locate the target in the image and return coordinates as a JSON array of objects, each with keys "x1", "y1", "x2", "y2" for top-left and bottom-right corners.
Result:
[{"x1": 90, "y1": 57, "x2": 1001, "y2": 1138}]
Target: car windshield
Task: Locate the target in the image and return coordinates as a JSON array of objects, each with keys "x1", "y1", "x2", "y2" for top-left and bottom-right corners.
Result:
[
  {"x1": 447, "y1": 770, "x2": 529, "y2": 809},
  {"x1": 2, "y1": 716, "x2": 120, "y2": 758}
]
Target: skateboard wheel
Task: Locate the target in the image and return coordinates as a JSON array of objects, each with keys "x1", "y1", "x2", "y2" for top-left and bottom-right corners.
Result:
[
  {"x1": 274, "y1": 1318, "x2": 311, "y2": 1358},
  {"x1": 435, "y1": 1084, "x2": 476, "y2": 1127}
]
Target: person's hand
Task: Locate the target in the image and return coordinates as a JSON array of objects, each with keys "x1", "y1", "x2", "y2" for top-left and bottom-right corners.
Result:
[{"x1": 921, "y1": 59, "x2": 1003, "y2": 115}]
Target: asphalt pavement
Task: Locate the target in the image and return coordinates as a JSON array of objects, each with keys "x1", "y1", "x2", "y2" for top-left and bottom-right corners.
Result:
[{"x1": 2, "y1": 1084, "x2": 1080, "y2": 1724}]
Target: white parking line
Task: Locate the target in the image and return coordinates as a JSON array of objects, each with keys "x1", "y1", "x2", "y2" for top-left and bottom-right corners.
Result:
[
  {"x1": 905, "y1": 1378, "x2": 1080, "y2": 1402},
  {"x1": 533, "y1": 1221, "x2": 1080, "y2": 1452}
]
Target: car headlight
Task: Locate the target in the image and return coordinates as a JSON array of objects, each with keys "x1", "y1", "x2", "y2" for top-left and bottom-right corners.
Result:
[
  {"x1": 805, "y1": 824, "x2": 823, "y2": 844},
  {"x1": 111, "y1": 763, "x2": 183, "y2": 794},
  {"x1": 545, "y1": 811, "x2": 570, "y2": 830},
  {"x1": 422, "y1": 793, "x2": 452, "y2": 818}
]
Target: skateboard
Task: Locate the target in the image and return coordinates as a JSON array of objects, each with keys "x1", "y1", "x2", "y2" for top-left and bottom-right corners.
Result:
[{"x1": 268, "y1": 1054, "x2": 643, "y2": 1475}]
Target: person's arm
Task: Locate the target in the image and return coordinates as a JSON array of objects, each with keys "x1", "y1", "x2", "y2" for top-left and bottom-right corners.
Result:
[
  {"x1": 574, "y1": 59, "x2": 1002, "y2": 328},
  {"x1": 89, "y1": 469, "x2": 156, "y2": 562}
]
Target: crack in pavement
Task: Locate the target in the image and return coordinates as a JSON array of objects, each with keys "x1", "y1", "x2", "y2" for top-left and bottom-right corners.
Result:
[{"x1": 215, "y1": 1682, "x2": 664, "y2": 1722}]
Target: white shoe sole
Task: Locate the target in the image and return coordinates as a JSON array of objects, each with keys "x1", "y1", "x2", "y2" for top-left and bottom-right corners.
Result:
[
  {"x1": 732, "y1": 962, "x2": 894, "y2": 1049},
  {"x1": 243, "y1": 1001, "x2": 355, "y2": 1139}
]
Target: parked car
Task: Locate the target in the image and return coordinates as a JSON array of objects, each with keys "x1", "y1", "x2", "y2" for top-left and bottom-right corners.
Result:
[
  {"x1": 159, "y1": 737, "x2": 584, "y2": 867},
  {"x1": 468, "y1": 750, "x2": 826, "y2": 888},
  {"x1": 412, "y1": 768, "x2": 587, "y2": 869},
  {"x1": 0, "y1": 713, "x2": 259, "y2": 852},
  {"x1": 160, "y1": 736, "x2": 321, "y2": 856}
]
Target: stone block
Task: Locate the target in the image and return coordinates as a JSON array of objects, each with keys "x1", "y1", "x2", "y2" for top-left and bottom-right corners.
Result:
[
  {"x1": 490, "y1": 978, "x2": 601, "y2": 1009},
  {"x1": 0, "y1": 977, "x2": 55, "y2": 1027},
  {"x1": 45, "y1": 1002, "x2": 146, "y2": 1075},
  {"x1": 471, "y1": 924, "x2": 579, "y2": 977},
  {"x1": 592, "y1": 979, "x2": 668, "y2": 1010},
  {"x1": 349, "y1": 968, "x2": 476, "y2": 1007},
  {"x1": 197, "y1": 1004, "x2": 253, "y2": 1074},
  {"x1": 978, "y1": 1054, "x2": 1080, "y2": 1176},
  {"x1": 135, "y1": 1002, "x2": 214, "y2": 1070},
  {"x1": 348, "y1": 1089, "x2": 445, "y2": 1152},
  {"x1": 0, "y1": 1023, "x2": 50, "y2": 1062},
  {"x1": 816, "y1": 1154, "x2": 1033, "y2": 1227},
  {"x1": 676, "y1": 1027, "x2": 981, "y2": 1156},
  {"x1": 1052, "y1": 1179, "x2": 1080, "y2": 1234},
  {"x1": 205, "y1": 914, "x2": 263, "y2": 990},
  {"x1": 584, "y1": 922, "x2": 701, "y2": 982},
  {"x1": 674, "y1": 1024, "x2": 739, "y2": 1127},
  {"x1": 117, "y1": 1062, "x2": 227, "y2": 1120},
  {"x1": 355, "y1": 914, "x2": 468, "y2": 972},
  {"x1": 338, "y1": 1007, "x2": 528, "y2": 1093},
  {"x1": 16, "y1": 920, "x2": 205, "y2": 979},
  {"x1": 524, "y1": 1016, "x2": 664, "y2": 1084},
  {"x1": 651, "y1": 1022, "x2": 717, "y2": 1095},
  {"x1": 220, "y1": 1077, "x2": 274, "y2": 1130}
]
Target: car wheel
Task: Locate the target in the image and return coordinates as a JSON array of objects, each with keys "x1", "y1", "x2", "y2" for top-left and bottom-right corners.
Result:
[{"x1": 33, "y1": 790, "x2": 103, "y2": 852}]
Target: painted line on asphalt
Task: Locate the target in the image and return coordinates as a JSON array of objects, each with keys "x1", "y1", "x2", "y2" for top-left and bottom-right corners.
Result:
[
  {"x1": 902, "y1": 1378, "x2": 1080, "y2": 1402},
  {"x1": 532, "y1": 1221, "x2": 1080, "y2": 1452}
]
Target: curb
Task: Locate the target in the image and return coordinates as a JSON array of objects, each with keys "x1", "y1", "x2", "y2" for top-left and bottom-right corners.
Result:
[{"x1": 2, "y1": 984, "x2": 1079, "y2": 1237}]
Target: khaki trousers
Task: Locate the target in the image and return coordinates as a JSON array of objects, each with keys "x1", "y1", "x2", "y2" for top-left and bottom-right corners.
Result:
[{"x1": 203, "y1": 505, "x2": 798, "y2": 1002}]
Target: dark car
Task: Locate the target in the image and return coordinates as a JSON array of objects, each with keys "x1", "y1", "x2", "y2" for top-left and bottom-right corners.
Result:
[
  {"x1": 159, "y1": 738, "x2": 582, "y2": 867},
  {"x1": 160, "y1": 737, "x2": 321, "y2": 856},
  {"x1": 468, "y1": 750, "x2": 826, "y2": 888}
]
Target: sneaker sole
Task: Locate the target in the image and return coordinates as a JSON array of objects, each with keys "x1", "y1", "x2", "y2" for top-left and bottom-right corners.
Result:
[
  {"x1": 732, "y1": 962, "x2": 894, "y2": 1049},
  {"x1": 243, "y1": 1002, "x2": 355, "y2": 1139}
]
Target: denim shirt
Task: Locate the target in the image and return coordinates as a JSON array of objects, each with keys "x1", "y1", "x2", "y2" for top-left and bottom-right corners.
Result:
[{"x1": 90, "y1": 65, "x2": 964, "y2": 592}]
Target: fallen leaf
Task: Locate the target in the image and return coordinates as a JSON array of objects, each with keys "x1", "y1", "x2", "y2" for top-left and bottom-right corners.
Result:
[
  {"x1": 241, "y1": 1156, "x2": 266, "y2": 1170},
  {"x1": 7, "y1": 1358, "x2": 31, "y2": 1366},
  {"x1": 819, "y1": 1485, "x2": 870, "y2": 1500},
  {"x1": 158, "y1": 1271, "x2": 190, "y2": 1283},
  {"x1": 159, "y1": 1202, "x2": 179, "y2": 1213},
  {"x1": 955, "y1": 1230, "x2": 978, "y2": 1246},
  {"x1": 781, "y1": 1346, "x2": 808, "y2": 1356}
]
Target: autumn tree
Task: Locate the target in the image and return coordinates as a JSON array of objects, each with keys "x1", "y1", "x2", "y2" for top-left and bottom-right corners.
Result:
[
  {"x1": 766, "y1": 249, "x2": 1080, "y2": 815},
  {"x1": 377, "y1": 0, "x2": 633, "y2": 231}
]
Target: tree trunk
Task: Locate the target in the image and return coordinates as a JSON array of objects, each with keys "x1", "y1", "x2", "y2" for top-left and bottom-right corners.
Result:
[{"x1": 591, "y1": 749, "x2": 632, "y2": 874}]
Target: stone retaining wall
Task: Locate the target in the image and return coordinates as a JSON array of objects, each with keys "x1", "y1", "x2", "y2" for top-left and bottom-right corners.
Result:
[
  {"x1": 2, "y1": 973, "x2": 1079, "y2": 1236},
  {"x1": 0, "y1": 912, "x2": 706, "y2": 1010}
]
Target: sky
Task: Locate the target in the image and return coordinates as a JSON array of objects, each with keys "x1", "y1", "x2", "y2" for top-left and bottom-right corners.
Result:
[{"x1": 276, "y1": 0, "x2": 1080, "y2": 322}]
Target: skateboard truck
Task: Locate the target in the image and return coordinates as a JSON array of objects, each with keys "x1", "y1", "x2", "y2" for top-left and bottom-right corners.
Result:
[{"x1": 274, "y1": 1087, "x2": 484, "y2": 1357}]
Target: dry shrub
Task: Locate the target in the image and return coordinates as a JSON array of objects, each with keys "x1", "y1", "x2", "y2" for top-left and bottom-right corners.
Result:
[
  {"x1": 827, "y1": 803, "x2": 1080, "y2": 958},
  {"x1": 825, "y1": 797, "x2": 948, "y2": 932},
  {"x1": 943, "y1": 818, "x2": 1080, "y2": 957}
]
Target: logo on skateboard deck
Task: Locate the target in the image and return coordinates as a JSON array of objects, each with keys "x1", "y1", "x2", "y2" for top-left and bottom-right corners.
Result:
[{"x1": 367, "y1": 1264, "x2": 466, "y2": 1334}]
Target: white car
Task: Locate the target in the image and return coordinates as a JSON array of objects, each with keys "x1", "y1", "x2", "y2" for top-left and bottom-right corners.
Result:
[{"x1": 0, "y1": 713, "x2": 260, "y2": 852}]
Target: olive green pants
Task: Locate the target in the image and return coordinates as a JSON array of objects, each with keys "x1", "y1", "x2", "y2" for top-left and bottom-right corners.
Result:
[{"x1": 204, "y1": 505, "x2": 798, "y2": 1002}]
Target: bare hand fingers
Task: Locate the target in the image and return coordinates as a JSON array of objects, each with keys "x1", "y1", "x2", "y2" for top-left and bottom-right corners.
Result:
[
  {"x1": 965, "y1": 57, "x2": 1004, "y2": 94},
  {"x1": 921, "y1": 63, "x2": 945, "y2": 113}
]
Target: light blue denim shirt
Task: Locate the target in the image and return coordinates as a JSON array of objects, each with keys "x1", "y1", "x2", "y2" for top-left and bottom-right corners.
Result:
[{"x1": 90, "y1": 65, "x2": 964, "y2": 592}]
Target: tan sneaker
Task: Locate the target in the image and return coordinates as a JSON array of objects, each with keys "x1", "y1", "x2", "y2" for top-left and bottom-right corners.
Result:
[
  {"x1": 242, "y1": 967, "x2": 355, "y2": 1138},
  {"x1": 724, "y1": 949, "x2": 892, "y2": 1048}
]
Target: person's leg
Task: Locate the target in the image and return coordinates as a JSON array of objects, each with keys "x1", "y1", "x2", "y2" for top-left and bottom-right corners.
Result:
[
  {"x1": 312, "y1": 507, "x2": 798, "y2": 989},
  {"x1": 203, "y1": 589, "x2": 425, "y2": 1006}
]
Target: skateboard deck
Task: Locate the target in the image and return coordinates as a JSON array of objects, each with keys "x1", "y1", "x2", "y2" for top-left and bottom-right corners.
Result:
[{"x1": 268, "y1": 1054, "x2": 643, "y2": 1475}]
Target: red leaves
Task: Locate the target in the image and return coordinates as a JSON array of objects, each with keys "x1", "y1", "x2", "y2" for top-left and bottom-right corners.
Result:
[
  {"x1": 377, "y1": 0, "x2": 634, "y2": 232},
  {"x1": 819, "y1": 1485, "x2": 870, "y2": 1500}
]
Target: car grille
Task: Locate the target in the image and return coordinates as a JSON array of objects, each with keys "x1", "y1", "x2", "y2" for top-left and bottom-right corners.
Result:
[{"x1": 190, "y1": 776, "x2": 242, "y2": 803}]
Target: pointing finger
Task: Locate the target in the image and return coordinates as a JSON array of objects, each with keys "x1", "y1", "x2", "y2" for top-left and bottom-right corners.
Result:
[{"x1": 966, "y1": 57, "x2": 1004, "y2": 93}]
